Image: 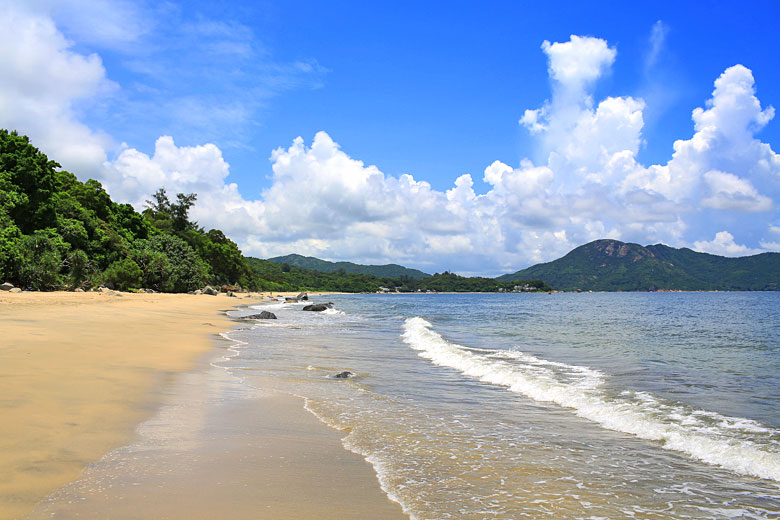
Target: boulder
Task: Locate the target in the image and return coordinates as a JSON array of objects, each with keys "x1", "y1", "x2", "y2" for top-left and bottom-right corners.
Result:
[
  {"x1": 296, "y1": 292, "x2": 309, "y2": 301},
  {"x1": 202, "y1": 286, "x2": 218, "y2": 296},
  {"x1": 333, "y1": 371, "x2": 354, "y2": 379},
  {"x1": 9, "y1": 287, "x2": 21, "y2": 293},
  {"x1": 302, "y1": 303, "x2": 333, "y2": 312},
  {"x1": 74, "y1": 288, "x2": 85, "y2": 293},
  {"x1": 243, "y1": 311, "x2": 277, "y2": 320},
  {"x1": 194, "y1": 289, "x2": 203, "y2": 295},
  {"x1": 0, "y1": 282, "x2": 14, "y2": 291},
  {"x1": 285, "y1": 297, "x2": 299, "y2": 303}
]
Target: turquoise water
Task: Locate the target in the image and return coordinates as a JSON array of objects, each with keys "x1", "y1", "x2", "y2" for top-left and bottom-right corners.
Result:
[{"x1": 224, "y1": 293, "x2": 780, "y2": 519}]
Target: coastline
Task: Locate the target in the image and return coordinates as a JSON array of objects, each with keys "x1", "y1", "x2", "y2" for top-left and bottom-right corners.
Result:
[{"x1": 0, "y1": 290, "x2": 404, "y2": 520}]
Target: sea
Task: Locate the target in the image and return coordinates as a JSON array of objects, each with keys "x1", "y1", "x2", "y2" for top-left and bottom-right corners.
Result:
[{"x1": 222, "y1": 292, "x2": 780, "y2": 519}]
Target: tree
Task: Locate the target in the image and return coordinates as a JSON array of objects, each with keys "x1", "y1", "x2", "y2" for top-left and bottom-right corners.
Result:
[
  {"x1": 145, "y1": 187, "x2": 171, "y2": 213},
  {"x1": 66, "y1": 249, "x2": 90, "y2": 289},
  {"x1": 18, "y1": 230, "x2": 69, "y2": 290},
  {"x1": 170, "y1": 192, "x2": 197, "y2": 231}
]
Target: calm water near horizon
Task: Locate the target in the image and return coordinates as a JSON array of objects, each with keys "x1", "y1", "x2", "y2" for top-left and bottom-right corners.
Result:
[{"x1": 223, "y1": 292, "x2": 780, "y2": 519}]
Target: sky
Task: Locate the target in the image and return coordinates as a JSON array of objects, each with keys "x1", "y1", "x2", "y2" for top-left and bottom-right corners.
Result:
[{"x1": 1, "y1": 0, "x2": 779, "y2": 275}]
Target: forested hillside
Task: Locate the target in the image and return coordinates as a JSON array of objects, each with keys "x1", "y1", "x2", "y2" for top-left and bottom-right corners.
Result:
[
  {"x1": 268, "y1": 253, "x2": 430, "y2": 279},
  {"x1": 0, "y1": 129, "x2": 257, "y2": 291}
]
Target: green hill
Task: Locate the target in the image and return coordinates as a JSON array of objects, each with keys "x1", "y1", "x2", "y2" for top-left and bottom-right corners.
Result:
[
  {"x1": 497, "y1": 239, "x2": 780, "y2": 291},
  {"x1": 268, "y1": 253, "x2": 430, "y2": 279}
]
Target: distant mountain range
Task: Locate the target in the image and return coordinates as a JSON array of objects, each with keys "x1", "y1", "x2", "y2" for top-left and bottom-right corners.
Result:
[
  {"x1": 498, "y1": 239, "x2": 780, "y2": 291},
  {"x1": 267, "y1": 254, "x2": 431, "y2": 280}
]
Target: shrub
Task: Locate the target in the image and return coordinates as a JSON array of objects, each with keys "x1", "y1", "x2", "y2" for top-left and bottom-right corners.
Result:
[{"x1": 103, "y1": 258, "x2": 142, "y2": 291}]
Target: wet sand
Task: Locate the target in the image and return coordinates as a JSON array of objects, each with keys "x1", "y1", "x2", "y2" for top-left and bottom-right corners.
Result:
[{"x1": 0, "y1": 291, "x2": 405, "y2": 520}]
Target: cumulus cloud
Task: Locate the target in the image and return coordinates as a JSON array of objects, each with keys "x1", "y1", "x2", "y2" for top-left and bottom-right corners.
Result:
[
  {"x1": 103, "y1": 135, "x2": 265, "y2": 243},
  {"x1": 0, "y1": 1, "x2": 114, "y2": 176},
  {"x1": 701, "y1": 170, "x2": 772, "y2": 212},
  {"x1": 693, "y1": 231, "x2": 763, "y2": 257}
]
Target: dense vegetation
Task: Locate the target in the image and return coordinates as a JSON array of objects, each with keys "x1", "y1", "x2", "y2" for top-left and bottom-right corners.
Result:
[
  {"x1": 498, "y1": 239, "x2": 780, "y2": 291},
  {"x1": 248, "y1": 257, "x2": 550, "y2": 293},
  {"x1": 0, "y1": 130, "x2": 258, "y2": 291},
  {"x1": 268, "y1": 253, "x2": 430, "y2": 279}
]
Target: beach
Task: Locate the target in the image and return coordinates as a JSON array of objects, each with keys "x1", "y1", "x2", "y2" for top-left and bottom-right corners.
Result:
[{"x1": 0, "y1": 291, "x2": 405, "y2": 520}]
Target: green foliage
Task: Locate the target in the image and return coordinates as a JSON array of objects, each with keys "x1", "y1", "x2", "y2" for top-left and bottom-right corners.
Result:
[
  {"x1": 244, "y1": 257, "x2": 550, "y2": 293},
  {"x1": 0, "y1": 222, "x2": 22, "y2": 283},
  {"x1": 66, "y1": 249, "x2": 90, "y2": 288},
  {"x1": 132, "y1": 234, "x2": 208, "y2": 292},
  {"x1": 103, "y1": 257, "x2": 142, "y2": 291},
  {"x1": 18, "y1": 229, "x2": 69, "y2": 290}
]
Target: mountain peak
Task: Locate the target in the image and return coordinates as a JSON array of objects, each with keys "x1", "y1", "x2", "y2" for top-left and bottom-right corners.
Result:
[
  {"x1": 585, "y1": 239, "x2": 656, "y2": 261},
  {"x1": 499, "y1": 239, "x2": 780, "y2": 291}
]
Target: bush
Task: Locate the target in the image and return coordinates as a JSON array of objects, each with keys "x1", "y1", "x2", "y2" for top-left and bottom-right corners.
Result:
[
  {"x1": 103, "y1": 258, "x2": 142, "y2": 291},
  {"x1": 132, "y1": 234, "x2": 208, "y2": 292}
]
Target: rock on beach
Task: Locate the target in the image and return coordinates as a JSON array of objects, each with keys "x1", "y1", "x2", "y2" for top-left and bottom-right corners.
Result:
[
  {"x1": 302, "y1": 303, "x2": 333, "y2": 312},
  {"x1": 243, "y1": 311, "x2": 277, "y2": 320}
]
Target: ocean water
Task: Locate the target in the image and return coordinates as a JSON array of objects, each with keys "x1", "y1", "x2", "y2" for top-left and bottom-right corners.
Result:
[{"x1": 222, "y1": 292, "x2": 780, "y2": 519}]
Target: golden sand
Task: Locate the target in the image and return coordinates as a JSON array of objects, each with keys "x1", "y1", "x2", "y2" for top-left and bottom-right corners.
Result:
[{"x1": 0, "y1": 290, "x2": 252, "y2": 518}]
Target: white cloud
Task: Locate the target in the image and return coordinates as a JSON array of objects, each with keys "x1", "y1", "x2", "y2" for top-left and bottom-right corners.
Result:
[
  {"x1": 0, "y1": 2, "x2": 114, "y2": 175},
  {"x1": 541, "y1": 35, "x2": 616, "y2": 89},
  {"x1": 701, "y1": 170, "x2": 772, "y2": 212},
  {"x1": 645, "y1": 21, "x2": 668, "y2": 71},
  {"x1": 693, "y1": 231, "x2": 763, "y2": 257},
  {"x1": 624, "y1": 65, "x2": 779, "y2": 201},
  {"x1": 25, "y1": 0, "x2": 149, "y2": 49}
]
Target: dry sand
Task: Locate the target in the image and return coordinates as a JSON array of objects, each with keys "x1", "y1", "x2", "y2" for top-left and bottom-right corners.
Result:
[{"x1": 0, "y1": 290, "x2": 406, "y2": 520}]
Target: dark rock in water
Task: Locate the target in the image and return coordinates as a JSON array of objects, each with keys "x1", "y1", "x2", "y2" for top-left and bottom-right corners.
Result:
[
  {"x1": 243, "y1": 311, "x2": 277, "y2": 320},
  {"x1": 333, "y1": 371, "x2": 354, "y2": 379},
  {"x1": 296, "y1": 292, "x2": 309, "y2": 301},
  {"x1": 285, "y1": 297, "x2": 298, "y2": 303},
  {"x1": 302, "y1": 303, "x2": 333, "y2": 312},
  {"x1": 0, "y1": 282, "x2": 14, "y2": 291}
]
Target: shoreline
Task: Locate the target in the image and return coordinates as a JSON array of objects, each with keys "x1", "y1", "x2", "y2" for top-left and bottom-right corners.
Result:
[{"x1": 0, "y1": 290, "x2": 403, "y2": 520}]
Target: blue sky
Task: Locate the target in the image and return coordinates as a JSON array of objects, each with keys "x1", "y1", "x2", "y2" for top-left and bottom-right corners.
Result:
[{"x1": 2, "y1": 1, "x2": 780, "y2": 274}]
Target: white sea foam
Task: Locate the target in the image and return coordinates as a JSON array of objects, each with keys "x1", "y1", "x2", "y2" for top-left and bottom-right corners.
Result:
[
  {"x1": 402, "y1": 317, "x2": 780, "y2": 483},
  {"x1": 322, "y1": 307, "x2": 346, "y2": 315}
]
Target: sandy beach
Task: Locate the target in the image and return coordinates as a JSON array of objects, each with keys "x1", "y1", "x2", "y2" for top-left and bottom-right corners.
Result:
[{"x1": 0, "y1": 291, "x2": 405, "y2": 520}]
